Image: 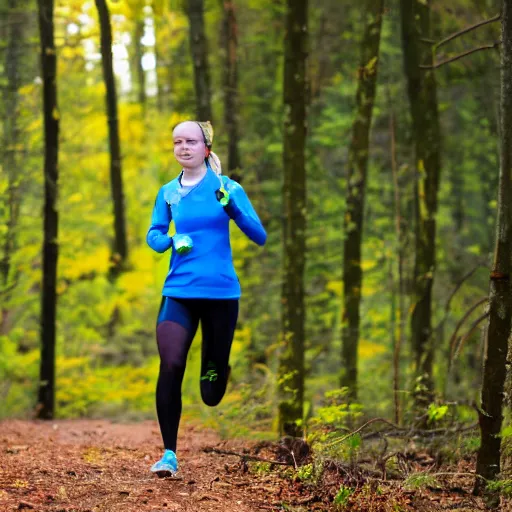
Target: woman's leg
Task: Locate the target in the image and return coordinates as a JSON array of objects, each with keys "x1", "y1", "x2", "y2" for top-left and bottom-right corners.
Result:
[
  {"x1": 155, "y1": 297, "x2": 199, "y2": 452},
  {"x1": 198, "y1": 299, "x2": 239, "y2": 406}
]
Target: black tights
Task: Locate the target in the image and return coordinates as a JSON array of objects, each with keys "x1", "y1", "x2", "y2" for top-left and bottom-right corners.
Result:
[{"x1": 155, "y1": 297, "x2": 238, "y2": 452}]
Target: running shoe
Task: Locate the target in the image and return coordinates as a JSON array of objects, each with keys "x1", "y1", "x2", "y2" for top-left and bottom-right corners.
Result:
[{"x1": 150, "y1": 449, "x2": 178, "y2": 477}]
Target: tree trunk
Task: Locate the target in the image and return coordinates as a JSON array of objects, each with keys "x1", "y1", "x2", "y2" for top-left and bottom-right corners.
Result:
[
  {"x1": 36, "y1": 0, "x2": 60, "y2": 420},
  {"x1": 186, "y1": 0, "x2": 212, "y2": 121},
  {"x1": 390, "y1": 109, "x2": 406, "y2": 425},
  {"x1": 277, "y1": 0, "x2": 308, "y2": 438},
  {"x1": 95, "y1": 0, "x2": 128, "y2": 279},
  {"x1": 340, "y1": 0, "x2": 384, "y2": 400},
  {"x1": 400, "y1": 0, "x2": 442, "y2": 402},
  {"x1": 1, "y1": 0, "x2": 28, "y2": 334},
  {"x1": 153, "y1": 20, "x2": 163, "y2": 112},
  {"x1": 220, "y1": 0, "x2": 241, "y2": 177},
  {"x1": 474, "y1": 1, "x2": 512, "y2": 504},
  {"x1": 134, "y1": 18, "x2": 146, "y2": 107}
]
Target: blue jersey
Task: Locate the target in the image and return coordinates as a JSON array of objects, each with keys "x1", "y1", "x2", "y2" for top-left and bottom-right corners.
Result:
[{"x1": 147, "y1": 168, "x2": 267, "y2": 299}]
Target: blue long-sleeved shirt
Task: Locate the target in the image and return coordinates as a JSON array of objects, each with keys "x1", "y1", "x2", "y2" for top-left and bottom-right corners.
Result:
[{"x1": 147, "y1": 168, "x2": 267, "y2": 299}]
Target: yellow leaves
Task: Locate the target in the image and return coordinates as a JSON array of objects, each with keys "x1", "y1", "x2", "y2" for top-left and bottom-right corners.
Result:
[
  {"x1": 168, "y1": 112, "x2": 190, "y2": 132},
  {"x1": 362, "y1": 56, "x2": 378, "y2": 77},
  {"x1": 57, "y1": 356, "x2": 89, "y2": 372},
  {"x1": 25, "y1": 117, "x2": 43, "y2": 135},
  {"x1": 326, "y1": 280, "x2": 343, "y2": 297},
  {"x1": 118, "y1": 103, "x2": 144, "y2": 141},
  {"x1": 231, "y1": 325, "x2": 251, "y2": 360},
  {"x1": 59, "y1": 246, "x2": 111, "y2": 281},
  {"x1": 68, "y1": 192, "x2": 83, "y2": 204},
  {"x1": 77, "y1": 102, "x2": 109, "y2": 142},
  {"x1": 358, "y1": 340, "x2": 386, "y2": 359},
  {"x1": 52, "y1": 107, "x2": 60, "y2": 121},
  {"x1": 361, "y1": 259, "x2": 377, "y2": 272},
  {"x1": 56, "y1": 357, "x2": 158, "y2": 417},
  {"x1": 118, "y1": 251, "x2": 156, "y2": 296},
  {"x1": 82, "y1": 447, "x2": 102, "y2": 464},
  {"x1": 19, "y1": 84, "x2": 38, "y2": 97}
]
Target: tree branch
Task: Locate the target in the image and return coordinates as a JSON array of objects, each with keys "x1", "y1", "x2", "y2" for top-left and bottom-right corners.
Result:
[
  {"x1": 362, "y1": 422, "x2": 478, "y2": 440},
  {"x1": 452, "y1": 311, "x2": 490, "y2": 361},
  {"x1": 203, "y1": 447, "x2": 292, "y2": 466},
  {"x1": 421, "y1": 42, "x2": 501, "y2": 70},
  {"x1": 323, "y1": 418, "x2": 400, "y2": 448},
  {"x1": 449, "y1": 297, "x2": 488, "y2": 362},
  {"x1": 432, "y1": 262, "x2": 487, "y2": 343},
  {"x1": 435, "y1": 13, "x2": 501, "y2": 50}
]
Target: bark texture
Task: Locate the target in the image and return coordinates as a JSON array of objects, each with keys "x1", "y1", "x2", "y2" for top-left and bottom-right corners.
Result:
[
  {"x1": 474, "y1": 0, "x2": 512, "y2": 503},
  {"x1": 1, "y1": 0, "x2": 31, "y2": 334},
  {"x1": 95, "y1": 0, "x2": 128, "y2": 278},
  {"x1": 341, "y1": 0, "x2": 384, "y2": 399},
  {"x1": 220, "y1": 0, "x2": 241, "y2": 176},
  {"x1": 278, "y1": 0, "x2": 308, "y2": 437},
  {"x1": 187, "y1": 0, "x2": 212, "y2": 121},
  {"x1": 400, "y1": 0, "x2": 442, "y2": 400},
  {"x1": 36, "y1": 0, "x2": 60, "y2": 420}
]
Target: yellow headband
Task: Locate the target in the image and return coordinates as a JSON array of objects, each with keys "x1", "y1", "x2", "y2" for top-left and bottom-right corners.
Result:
[{"x1": 196, "y1": 121, "x2": 214, "y2": 148}]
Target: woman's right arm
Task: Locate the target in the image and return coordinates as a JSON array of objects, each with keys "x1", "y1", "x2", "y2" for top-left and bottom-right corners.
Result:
[{"x1": 146, "y1": 187, "x2": 173, "y2": 253}]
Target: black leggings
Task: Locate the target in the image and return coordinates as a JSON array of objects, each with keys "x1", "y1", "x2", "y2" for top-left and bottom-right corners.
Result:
[{"x1": 155, "y1": 296, "x2": 239, "y2": 452}]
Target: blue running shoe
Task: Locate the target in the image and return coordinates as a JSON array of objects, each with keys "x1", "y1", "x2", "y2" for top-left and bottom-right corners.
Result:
[{"x1": 150, "y1": 449, "x2": 178, "y2": 477}]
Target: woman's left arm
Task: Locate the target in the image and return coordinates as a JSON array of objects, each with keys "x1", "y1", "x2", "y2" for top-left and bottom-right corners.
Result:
[{"x1": 223, "y1": 180, "x2": 267, "y2": 246}]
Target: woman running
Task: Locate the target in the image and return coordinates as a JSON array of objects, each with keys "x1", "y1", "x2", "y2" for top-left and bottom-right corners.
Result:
[{"x1": 146, "y1": 120, "x2": 267, "y2": 476}]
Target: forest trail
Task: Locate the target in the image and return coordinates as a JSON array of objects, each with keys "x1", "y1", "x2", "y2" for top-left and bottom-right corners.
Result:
[
  {"x1": 0, "y1": 419, "x2": 496, "y2": 511},
  {"x1": 0, "y1": 419, "x2": 279, "y2": 512}
]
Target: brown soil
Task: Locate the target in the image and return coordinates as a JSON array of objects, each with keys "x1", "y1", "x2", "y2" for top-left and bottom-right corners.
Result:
[
  {"x1": 1, "y1": 419, "x2": 274, "y2": 512},
  {"x1": 0, "y1": 420, "x2": 503, "y2": 511}
]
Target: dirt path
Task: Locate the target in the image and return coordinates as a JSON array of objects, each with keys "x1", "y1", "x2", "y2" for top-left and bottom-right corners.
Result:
[
  {"x1": 0, "y1": 420, "x2": 502, "y2": 511},
  {"x1": 0, "y1": 419, "x2": 279, "y2": 512}
]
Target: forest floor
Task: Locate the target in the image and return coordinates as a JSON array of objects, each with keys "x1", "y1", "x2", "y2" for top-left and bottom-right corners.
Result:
[{"x1": 0, "y1": 419, "x2": 505, "y2": 511}]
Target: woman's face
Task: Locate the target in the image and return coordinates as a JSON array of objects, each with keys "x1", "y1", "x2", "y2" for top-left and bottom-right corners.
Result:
[{"x1": 173, "y1": 122, "x2": 207, "y2": 170}]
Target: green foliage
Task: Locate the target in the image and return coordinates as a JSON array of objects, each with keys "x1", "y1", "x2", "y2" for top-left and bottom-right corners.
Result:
[
  {"x1": 461, "y1": 435, "x2": 480, "y2": 455},
  {"x1": 333, "y1": 484, "x2": 353, "y2": 509},
  {"x1": 295, "y1": 463, "x2": 314, "y2": 482},
  {"x1": 199, "y1": 373, "x2": 274, "y2": 439},
  {"x1": 487, "y1": 479, "x2": 512, "y2": 498},
  {"x1": 305, "y1": 389, "x2": 364, "y2": 462},
  {"x1": 500, "y1": 424, "x2": 512, "y2": 459},
  {"x1": 307, "y1": 388, "x2": 363, "y2": 437},
  {"x1": 427, "y1": 403, "x2": 449, "y2": 424},
  {"x1": 0, "y1": 337, "x2": 39, "y2": 418},
  {"x1": 0, "y1": 0, "x2": 501, "y2": 443},
  {"x1": 250, "y1": 461, "x2": 272, "y2": 475},
  {"x1": 404, "y1": 473, "x2": 441, "y2": 491}
]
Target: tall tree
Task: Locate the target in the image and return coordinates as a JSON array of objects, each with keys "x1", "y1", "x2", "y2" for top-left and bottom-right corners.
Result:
[
  {"x1": 475, "y1": 0, "x2": 512, "y2": 503},
  {"x1": 220, "y1": 0, "x2": 241, "y2": 175},
  {"x1": 134, "y1": 17, "x2": 146, "y2": 107},
  {"x1": 186, "y1": 0, "x2": 212, "y2": 121},
  {"x1": 36, "y1": 0, "x2": 60, "y2": 420},
  {"x1": 340, "y1": 0, "x2": 384, "y2": 399},
  {"x1": 400, "y1": 0, "x2": 442, "y2": 401},
  {"x1": 1, "y1": 0, "x2": 31, "y2": 333},
  {"x1": 95, "y1": 0, "x2": 128, "y2": 278},
  {"x1": 277, "y1": 0, "x2": 308, "y2": 437}
]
